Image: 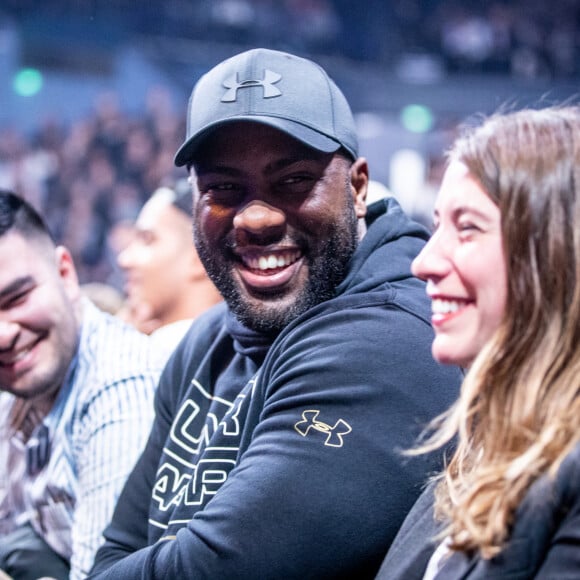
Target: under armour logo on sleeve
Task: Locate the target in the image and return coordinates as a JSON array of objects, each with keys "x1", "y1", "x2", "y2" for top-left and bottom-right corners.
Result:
[
  {"x1": 221, "y1": 69, "x2": 282, "y2": 102},
  {"x1": 294, "y1": 410, "x2": 352, "y2": 448}
]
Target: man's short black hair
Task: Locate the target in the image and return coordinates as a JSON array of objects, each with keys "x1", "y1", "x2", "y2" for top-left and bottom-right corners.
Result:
[
  {"x1": 0, "y1": 189, "x2": 56, "y2": 244},
  {"x1": 170, "y1": 179, "x2": 193, "y2": 217}
]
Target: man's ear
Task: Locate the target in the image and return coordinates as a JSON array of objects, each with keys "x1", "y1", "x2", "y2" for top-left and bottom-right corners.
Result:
[
  {"x1": 55, "y1": 246, "x2": 81, "y2": 300},
  {"x1": 350, "y1": 157, "x2": 369, "y2": 219}
]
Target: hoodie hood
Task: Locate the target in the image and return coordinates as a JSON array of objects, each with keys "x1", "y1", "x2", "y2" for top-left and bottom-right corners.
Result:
[{"x1": 336, "y1": 196, "x2": 430, "y2": 297}]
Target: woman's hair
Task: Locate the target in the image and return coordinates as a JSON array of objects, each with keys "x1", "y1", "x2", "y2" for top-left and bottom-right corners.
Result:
[{"x1": 416, "y1": 106, "x2": 580, "y2": 558}]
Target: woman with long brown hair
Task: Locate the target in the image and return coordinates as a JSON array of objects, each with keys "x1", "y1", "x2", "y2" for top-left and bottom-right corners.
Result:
[{"x1": 378, "y1": 105, "x2": 580, "y2": 578}]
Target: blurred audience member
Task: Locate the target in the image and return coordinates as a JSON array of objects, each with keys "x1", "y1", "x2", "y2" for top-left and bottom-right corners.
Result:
[
  {"x1": 0, "y1": 191, "x2": 161, "y2": 579},
  {"x1": 117, "y1": 179, "x2": 222, "y2": 359},
  {"x1": 0, "y1": 86, "x2": 185, "y2": 288}
]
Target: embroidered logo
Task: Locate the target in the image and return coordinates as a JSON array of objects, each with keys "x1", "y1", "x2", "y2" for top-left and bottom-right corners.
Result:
[
  {"x1": 294, "y1": 410, "x2": 352, "y2": 448},
  {"x1": 221, "y1": 69, "x2": 282, "y2": 102}
]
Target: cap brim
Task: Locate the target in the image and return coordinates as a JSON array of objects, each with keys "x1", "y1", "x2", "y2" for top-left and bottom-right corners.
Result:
[{"x1": 174, "y1": 116, "x2": 342, "y2": 167}]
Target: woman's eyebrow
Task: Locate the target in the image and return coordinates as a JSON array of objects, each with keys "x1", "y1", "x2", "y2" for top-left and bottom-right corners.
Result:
[{"x1": 452, "y1": 205, "x2": 496, "y2": 223}]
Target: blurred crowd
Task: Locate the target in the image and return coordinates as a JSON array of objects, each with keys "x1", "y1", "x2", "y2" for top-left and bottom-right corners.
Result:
[
  {"x1": 0, "y1": 86, "x2": 187, "y2": 289},
  {"x1": 432, "y1": 0, "x2": 580, "y2": 78},
  {"x1": 0, "y1": 0, "x2": 579, "y2": 291},
  {"x1": 2, "y1": 0, "x2": 579, "y2": 77}
]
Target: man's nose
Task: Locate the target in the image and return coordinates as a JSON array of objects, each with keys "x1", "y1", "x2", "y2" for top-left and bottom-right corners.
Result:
[
  {"x1": 117, "y1": 242, "x2": 136, "y2": 270},
  {"x1": 233, "y1": 200, "x2": 286, "y2": 239},
  {"x1": 0, "y1": 320, "x2": 19, "y2": 352}
]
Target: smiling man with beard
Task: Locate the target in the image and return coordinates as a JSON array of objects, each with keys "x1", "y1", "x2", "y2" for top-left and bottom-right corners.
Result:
[
  {"x1": 191, "y1": 121, "x2": 361, "y2": 334},
  {"x1": 90, "y1": 48, "x2": 462, "y2": 580}
]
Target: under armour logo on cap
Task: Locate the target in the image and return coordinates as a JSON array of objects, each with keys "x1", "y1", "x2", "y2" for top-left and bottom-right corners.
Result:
[
  {"x1": 294, "y1": 409, "x2": 352, "y2": 448},
  {"x1": 174, "y1": 48, "x2": 359, "y2": 166},
  {"x1": 221, "y1": 69, "x2": 282, "y2": 102}
]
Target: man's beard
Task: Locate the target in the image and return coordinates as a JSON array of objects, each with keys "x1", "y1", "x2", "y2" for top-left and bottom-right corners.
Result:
[{"x1": 194, "y1": 196, "x2": 359, "y2": 335}]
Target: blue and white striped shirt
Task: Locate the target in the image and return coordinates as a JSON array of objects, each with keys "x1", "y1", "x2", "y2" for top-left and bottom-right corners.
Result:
[{"x1": 0, "y1": 299, "x2": 163, "y2": 579}]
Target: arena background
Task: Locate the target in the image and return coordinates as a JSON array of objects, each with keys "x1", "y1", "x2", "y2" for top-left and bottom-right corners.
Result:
[{"x1": 1, "y1": 0, "x2": 579, "y2": 288}]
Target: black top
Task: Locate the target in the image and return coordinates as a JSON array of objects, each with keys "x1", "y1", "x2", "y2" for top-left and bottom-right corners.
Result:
[{"x1": 377, "y1": 440, "x2": 580, "y2": 579}]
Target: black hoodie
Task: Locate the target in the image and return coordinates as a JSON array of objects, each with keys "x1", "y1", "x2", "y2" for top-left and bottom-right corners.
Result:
[{"x1": 91, "y1": 198, "x2": 463, "y2": 579}]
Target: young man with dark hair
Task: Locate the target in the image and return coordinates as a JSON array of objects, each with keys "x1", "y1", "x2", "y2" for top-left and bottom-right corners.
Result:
[
  {"x1": 117, "y1": 178, "x2": 222, "y2": 363},
  {"x1": 0, "y1": 191, "x2": 161, "y2": 579}
]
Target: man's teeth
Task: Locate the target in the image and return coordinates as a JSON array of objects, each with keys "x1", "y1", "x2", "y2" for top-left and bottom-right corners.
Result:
[
  {"x1": 245, "y1": 252, "x2": 300, "y2": 271},
  {"x1": 0, "y1": 348, "x2": 31, "y2": 365},
  {"x1": 432, "y1": 299, "x2": 464, "y2": 314}
]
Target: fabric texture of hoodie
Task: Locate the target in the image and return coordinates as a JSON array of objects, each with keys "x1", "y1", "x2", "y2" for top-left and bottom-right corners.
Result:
[{"x1": 90, "y1": 198, "x2": 463, "y2": 579}]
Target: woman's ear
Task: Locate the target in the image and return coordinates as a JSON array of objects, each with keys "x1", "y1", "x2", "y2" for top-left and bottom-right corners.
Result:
[{"x1": 350, "y1": 157, "x2": 369, "y2": 219}]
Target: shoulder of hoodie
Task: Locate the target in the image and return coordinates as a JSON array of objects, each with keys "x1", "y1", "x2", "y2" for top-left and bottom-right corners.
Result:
[{"x1": 334, "y1": 196, "x2": 433, "y2": 326}]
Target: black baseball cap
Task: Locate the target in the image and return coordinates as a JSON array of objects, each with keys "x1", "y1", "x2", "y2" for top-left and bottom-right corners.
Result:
[{"x1": 174, "y1": 48, "x2": 358, "y2": 166}]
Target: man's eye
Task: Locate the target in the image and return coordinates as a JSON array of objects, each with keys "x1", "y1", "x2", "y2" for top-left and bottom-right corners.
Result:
[
  {"x1": 277, "y1": 174, "x2": 316, "y2": 194},
  {"x1": 281, "y1": 175, "x2": 306, "y2": 184},
  {"x1": 202, "y1": 183, "x2": 240, "y2": 195},
  {"x1": 201, "y1": 183, "x2": 243, "y2": 205},
  {"x1": 139, "y1": 232, "x2": 155, "y2": 245},
  {"x1": 213, "y1": 183, "x2": 236, "y2": 191},
  {"x1": 4, "y1": 290, "x2": 30, "y2": 309}
]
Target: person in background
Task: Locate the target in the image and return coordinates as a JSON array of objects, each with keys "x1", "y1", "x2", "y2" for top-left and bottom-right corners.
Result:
[
  {"x1": 81, "y1": 282, "x2": 125, "y2": 316},
  {"x1": 377, "y1": 106, "x2": 580, "y2": 579},
  {"x1": 117, "y1": 179, "x2": 222, "y2": 362},
  {"x1": 0, "y1": 191, "x2": 161, "y2": 579},
  {"x1": 90, "y1": 48, "x2": 462, "y2": 579}
]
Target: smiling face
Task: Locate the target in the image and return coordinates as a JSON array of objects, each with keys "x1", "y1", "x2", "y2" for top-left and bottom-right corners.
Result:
[
  {"x1": 0, "y1": 232, "x2": 80, "y2": 403},
  {"x1": 411, "y1": 161, "x2": 507, "y2": 368},
  {"x1": 189, "y1": 122, "x2": 367, "y2": 334}
]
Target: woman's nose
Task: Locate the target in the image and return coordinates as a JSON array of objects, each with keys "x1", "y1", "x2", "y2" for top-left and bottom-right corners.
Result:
[{"x1": 411, "y1": 230, "x2": 451, "y2": 281}]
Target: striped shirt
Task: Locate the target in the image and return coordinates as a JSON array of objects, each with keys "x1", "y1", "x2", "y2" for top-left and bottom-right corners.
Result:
[{"x1": 0, "y1": 299, "x2": 162, "y2": 579}]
